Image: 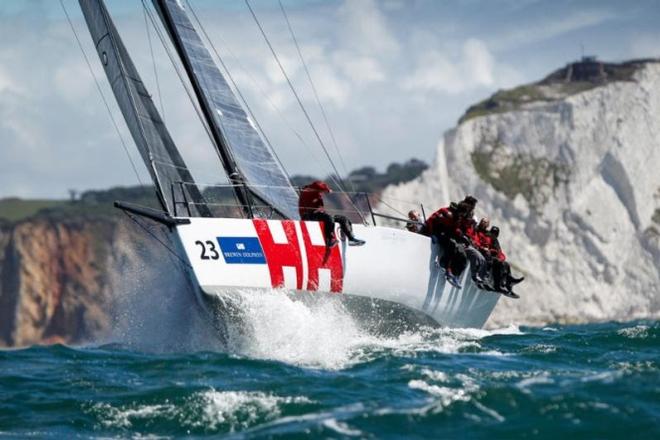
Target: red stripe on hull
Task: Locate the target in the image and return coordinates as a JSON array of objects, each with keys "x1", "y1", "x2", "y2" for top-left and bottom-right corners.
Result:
[{"x1": 253, "y1": 219, "x2": 343, "y2": 292}]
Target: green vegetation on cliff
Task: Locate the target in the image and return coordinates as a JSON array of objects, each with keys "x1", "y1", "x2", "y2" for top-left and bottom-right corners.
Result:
[
  {"x1": 470, "y1": 138, "x2": 569, "y2": 211},
  {"x1": 652, "y1": 208, "x2": 660, "y2": 225},
  {"x1": 460, "y1": 58, "x2": 656, "y2": 124}
]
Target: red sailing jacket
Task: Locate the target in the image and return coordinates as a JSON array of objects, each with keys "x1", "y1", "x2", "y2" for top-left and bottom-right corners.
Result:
[
  {"x1": 475, "y1": 230, "x2": 492, "y2": 250},
  {"x1": 457, "y1": 217, "x2": 477, "y2": 242},
  {"x1": 298, "y1": 181, "x2": 331, "y2": 218},
  {"x1": 424, "y1": 206, "x2": 457, "y2": 237}
]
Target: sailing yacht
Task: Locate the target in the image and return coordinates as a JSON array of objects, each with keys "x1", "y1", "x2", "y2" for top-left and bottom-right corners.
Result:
[{"x1": 77, "y1": 0, "x2": 501, "y2": 332}]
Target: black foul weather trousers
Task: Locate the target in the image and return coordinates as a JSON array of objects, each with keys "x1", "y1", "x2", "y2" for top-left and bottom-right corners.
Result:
[
  {"x1": 436, "y1": 233, "x2": 468, "y2": 276},
  {"x1": 491, "y1": 259, "x2": 512, "y2": 289},
  {"x1": 302, "y1": 211, "x2": 355, "y2": 244}
]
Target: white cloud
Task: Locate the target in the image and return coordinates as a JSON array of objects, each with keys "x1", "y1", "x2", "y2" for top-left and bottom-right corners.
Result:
[
  {"x1": 0, "y1": 68, "x2": 17, "y2": 94},
  {"x1": 403, "y1": 38, "x2": 497, "y2": 95},
  {"x1": 463, "y1": 39, "x2": 495, "y2": 86},
  {"x1": 264, "y1": 53, "x2": 301, "y2": 85},
  {"x1": 0, "y1": 1, "x2": 650, "y2": 198},
  {"x1": 337, "y1": 0, "x2": 399, "y2": 57},
  {"x1": 334, "y1": 52, "x2": 385, "y2": 84},
  {"x1": 54, "y1": 61, "x2": 95, "y2": 103},
  {"x1": 307, "y1": 64, "x2": 350, "y2": 106}
]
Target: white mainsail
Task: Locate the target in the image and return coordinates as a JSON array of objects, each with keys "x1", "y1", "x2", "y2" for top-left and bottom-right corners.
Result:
[{"x1": 78, "y1": 0, "x2": 210, "y2": 218}]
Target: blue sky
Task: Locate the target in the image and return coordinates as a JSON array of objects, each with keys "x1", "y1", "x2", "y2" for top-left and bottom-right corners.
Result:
[{"x1": 1, "y1": 0, "x2": 659, "y2": 198}]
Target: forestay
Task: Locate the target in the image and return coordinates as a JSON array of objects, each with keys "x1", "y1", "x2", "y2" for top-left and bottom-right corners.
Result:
[
  {"x1": 154, "y1": 0, "x2": 300, "y2": 220},
  {"x1": 79, "y1": 0, "x2": 210, "y2": 218}
]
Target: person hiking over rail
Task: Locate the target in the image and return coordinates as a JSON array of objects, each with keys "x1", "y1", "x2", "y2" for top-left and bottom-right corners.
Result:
[
  {"x1": 298, "y1": 180, "x2": 366, "y2": 248},
  {"x1": 405, "y1": 210, "x2": 424, "y2": 233},
  {"x1": 465, "y1": 217, "x2": 491, "y2": 285},
  {"x1": 483, "y1": 225, "x2": 524, "y2": 296},
  {"x1": 423, "y1": 196, "x2": 477, "y2": 288}
]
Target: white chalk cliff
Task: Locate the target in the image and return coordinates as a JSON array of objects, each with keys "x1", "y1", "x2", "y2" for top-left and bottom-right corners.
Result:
[{"x1": 382, "y1": 59, "x2": 660, "y2": 326}]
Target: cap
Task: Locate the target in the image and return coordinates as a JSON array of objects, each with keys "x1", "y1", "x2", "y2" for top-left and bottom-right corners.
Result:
[
  {"x1": 308, "y1": 180, "x2": 332, "y2": 193},
  {"x1": 463, "y1": 195, "x2": 478, "y2": 206}
]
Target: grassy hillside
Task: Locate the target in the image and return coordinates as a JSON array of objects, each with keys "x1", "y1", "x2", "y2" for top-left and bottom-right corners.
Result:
[
  {"x1": 0, "y1": 199, "x2": 66, "y2": 222},
  {"x1": 0, "y1": 159, "x2": 428, "y2": 223},
  {"x1": 0, "y1": 186, "x2": 159, "y2": 223}
]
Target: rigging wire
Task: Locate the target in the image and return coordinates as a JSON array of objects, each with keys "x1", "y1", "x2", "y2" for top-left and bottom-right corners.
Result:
[
  {"x1": 187, "y1": 0, "x2": 333, "y2": 188},
  {"x1": 143, "y1": 4, "x2": 166, "y2": 120},
  {"x1": 245, "y1": 0, "x2": 366, "y2": 222},
  {"x1": 59, "y1": 0, "x2": 144, "y2": 188},
  {"x1": 122, "y1": 210, "x2": 192, "y2": 269},
  {"x1": 374, "y1": 194, "x2": 408, "y2": 218},
  {"x1": 243, "y1": 0, "x2": 347, "y2": 193},
  {"x1": 277, "y1": 0, "x2": 355, "y2": 192}
]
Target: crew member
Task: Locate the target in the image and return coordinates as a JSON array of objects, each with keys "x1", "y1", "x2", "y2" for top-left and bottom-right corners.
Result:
[
  {"x1": 465, "y1": 217, "x2": 490, "y2": 284},
  {"x1": 405, "y1": 210, "x2": 423, "y2": 233},
  {"x1": 460, "y1": 195, "x2": 478, "y2": 221},
  {"x1": 486, "y1": 226, "x2": 524, "y2": 294},
  {"x1": 298, "y1": 180, "x2": 365, "y2": 248},
  {"x1": 424, "y1": 200, "x2": 473, "y2": 288}
]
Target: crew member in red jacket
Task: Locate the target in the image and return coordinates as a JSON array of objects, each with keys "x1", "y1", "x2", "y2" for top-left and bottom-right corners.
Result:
[
  {"x1": 464, "y1": 217, "x2": 490, "y2": 284},
  {"x1": 298, "y1": 180, "x2": 365, "y2": 247},
  {"x1": 424, "y1": 198, "x2": 476, "y2": 288},
  {"x1": 486, "y1": 226, "x2": 524, "y2": 294}
]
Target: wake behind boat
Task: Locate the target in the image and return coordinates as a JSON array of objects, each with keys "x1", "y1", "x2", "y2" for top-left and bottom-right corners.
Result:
[{"x1": 75, "y1": 0, "x2": 503, "y2": 335}]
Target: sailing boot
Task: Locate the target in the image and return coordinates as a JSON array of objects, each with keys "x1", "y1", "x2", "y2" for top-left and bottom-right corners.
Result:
[
  {"x1": 502, "y1": 289, "x2": 520, "y2": 299},
  {"x1": 445, "y1": 270, "x2": 462, "y2": 289},
  {"x1": 345, "y1": 231, "x2": 366, "y2": 246},
  {"x1": 509, "y1": 275, "x2": 525, "y2": 286},
  {"x1": 495, "y1": 282, "x2": 510, "y2": 294}
]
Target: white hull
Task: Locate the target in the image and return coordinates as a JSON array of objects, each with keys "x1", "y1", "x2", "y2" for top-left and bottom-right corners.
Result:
[{"x1": 173, "y1": 218, "x2": 500, "y2": 329}]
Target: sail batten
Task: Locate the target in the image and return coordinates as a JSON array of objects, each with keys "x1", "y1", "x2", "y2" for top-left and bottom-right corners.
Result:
[
  {"x1": 154, "y1": 0, "x2": 300, "y2": 220},
  {"x1": 79, "y1": 0, "x2": 211, "y2": 218}
]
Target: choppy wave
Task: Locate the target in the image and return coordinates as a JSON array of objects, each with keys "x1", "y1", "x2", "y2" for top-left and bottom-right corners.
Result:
[
  {"x1": 107, "y1": 281, "x2": 526, "y2": 370},
  {"x1": 1, "y1": 319, "x2": 658, "y2": 438},
  {"x1": 87, "y1": 389, "x2": 312, "y2": 433},
  {"x1": 218, "y1": 289, "x2": 527, "y2": 369}
]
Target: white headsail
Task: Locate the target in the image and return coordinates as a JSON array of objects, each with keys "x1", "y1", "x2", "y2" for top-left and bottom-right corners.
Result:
[{"x1": 153, "y1": 0, "x2": 300, "y2": 220}]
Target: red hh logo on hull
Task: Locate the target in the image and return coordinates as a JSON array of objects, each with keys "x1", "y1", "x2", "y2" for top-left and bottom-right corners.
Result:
[{"x1": 253, "y1": 219, "x2": 343, "y2": 292}]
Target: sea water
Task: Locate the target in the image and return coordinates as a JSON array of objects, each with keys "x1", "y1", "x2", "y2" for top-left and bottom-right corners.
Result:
[{"x1": 0, "y1": 290, "x2": 658, "y2": 439}]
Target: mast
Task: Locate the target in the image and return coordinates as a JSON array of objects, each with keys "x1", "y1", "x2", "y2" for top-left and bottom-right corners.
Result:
[{"x1": 153, "y1": 0, "x2": 253, "y2": 217}]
